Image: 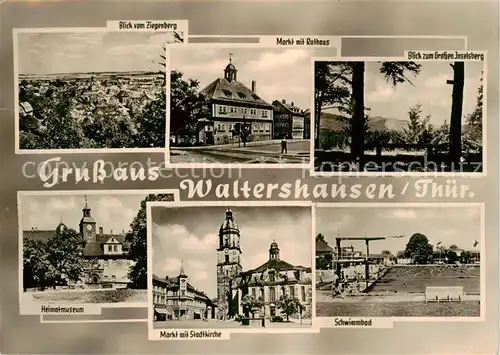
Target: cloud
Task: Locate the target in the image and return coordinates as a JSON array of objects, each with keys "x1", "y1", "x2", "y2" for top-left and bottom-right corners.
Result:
[
  {"x1": 424, "y1": 74, "x2": 449, "y2": 88},
  {"x1": 366, "y1": 78, "x2": 397, "y2": 103},
  {"x1": 156, "y1": 257, "x2": 182, "y2": 276},
  {"x1": 246, "y1": 49, "x2": 309, "y2": 72},
  {"x1": 379, "y1": 208, "x2": 418, "y2": 220}
]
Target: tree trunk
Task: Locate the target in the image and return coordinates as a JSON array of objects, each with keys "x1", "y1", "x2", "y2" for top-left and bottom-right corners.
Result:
[
  {"x1": 449, "y1": 62, "x2": 464, "y2": 167},
  {"x1": 351, "y1": 62, "x2": 365, "y2": 165},
  {"x1": 315, "y1": 95, "x2": 322, "y2": 150},
  {"x1": 287, "y1": 314, "x2": 289, "y2": 322}
]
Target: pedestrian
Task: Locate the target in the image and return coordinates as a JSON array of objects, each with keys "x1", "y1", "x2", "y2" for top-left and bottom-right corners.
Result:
[{"x1": 281, "y1": 136, "x2": 288, "y2": 154}]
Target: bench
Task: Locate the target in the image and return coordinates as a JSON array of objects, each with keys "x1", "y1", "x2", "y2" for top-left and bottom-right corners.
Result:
[{"x1": 425, "y1": 286, "x2": 464, "y2": 303}]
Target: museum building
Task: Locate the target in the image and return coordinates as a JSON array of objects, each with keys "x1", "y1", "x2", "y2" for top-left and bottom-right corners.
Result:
[{"x1": 23, "y1": 197, "x2": 134, "y2": 289}]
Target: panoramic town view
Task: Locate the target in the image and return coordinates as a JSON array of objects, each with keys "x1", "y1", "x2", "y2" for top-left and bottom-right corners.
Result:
[
  {"x1": 313, "y1": 60, "x2": 484, "y2": 173},
  {"x1": 17, "y1": 31, "x2": 183, "y2": 150},
  {"x1": 315, "y1": 206, "x2": 481, "y2": 317},
  {"x1": 166, "y1": 47, "x2": 338, "y2": 164},
  {"x1": 20, "y1": 193, "x2": 173, "y2": 312},
  {"x1": 150, "y1": 205, "x2": 312, "y2": 329}
]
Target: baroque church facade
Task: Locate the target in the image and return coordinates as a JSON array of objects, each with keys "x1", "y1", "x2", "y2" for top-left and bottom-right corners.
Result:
[
  {"x1": 198, "y1": 56, "x2": 274, "y2": 145},
  {"x1": 216, "y1": 209, "x2": 312, "y2": 320},
  {"x1": 23, "y1": 196, "x2": 134, "y2": 289}
]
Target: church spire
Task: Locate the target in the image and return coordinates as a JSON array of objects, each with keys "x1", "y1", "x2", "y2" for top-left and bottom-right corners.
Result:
[
  {"x1": 224, "y1": 54, "x2": 237, "y2": 82},
  {"x1": 178, "y1": 260, "x2": 187, "y2": 278},
  {"x1": 82, "y1": 195, "x2": 91, "y2": 217},
  {"x1": 269, "y1": 239, "x2": 280, "y2": 260}
]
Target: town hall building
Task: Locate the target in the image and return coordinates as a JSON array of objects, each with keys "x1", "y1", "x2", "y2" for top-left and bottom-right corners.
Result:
[
  {"x1": 198, "y1": 56, "x2": 274, "y2": 145},
  {"x1": 216, "y1": 209, "x2": 312, "y2": 320},
  {"x1": 23, "y1": 196, "x2": 134, "y2": 289}
]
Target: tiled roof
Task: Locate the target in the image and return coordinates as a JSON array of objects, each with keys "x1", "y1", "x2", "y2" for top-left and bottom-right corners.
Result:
[
  {"x1": 96, "y1": 233, "x2": 126, "y2": 244},
  {"x1": 152, "y1": 274, "x2": 213, "y2": 303},
  {"x1": 248, "y1": 258, "x2": 298, "y2": 274},
  {"x1": 316, "y1": 239, "x2": 334, "y2": 253},
  {"x1": 201, "y1": 78, "x2": 272, "y2": 108},
  {"x1": 23, "y1": 229, "x2": 56, "y2": 243},
  {"x1": 273, "y1": 100, "x2": 304, "y2": 115}
]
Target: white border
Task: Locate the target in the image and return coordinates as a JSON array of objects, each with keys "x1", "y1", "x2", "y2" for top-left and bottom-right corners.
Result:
[
  {"x1": 309, "y1": 54, "x2": 487, "y2": 178},
  {"x1": 18, "y1": 188, "x2": 180, "y2": 317},
  {"x1": 313, "y1": 202, "x2": 486, "y2": 324},
  {"x1": 146, "y1": 200, "x2": 319, "y2": 338},
  {"x1": 13, "y1": 27, "x2": 181, "y2": 155},
  {"x1": 163, "y1": 42, "x2": 339, "y2": 170}
]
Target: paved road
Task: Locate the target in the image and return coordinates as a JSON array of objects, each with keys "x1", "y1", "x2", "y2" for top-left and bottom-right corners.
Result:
[
  {"x1": 153, "y1": 318, "x2": 311, "y2": 329},
  {"x1": 171, "y1": 141, "x2": 310, "y2": 164}
]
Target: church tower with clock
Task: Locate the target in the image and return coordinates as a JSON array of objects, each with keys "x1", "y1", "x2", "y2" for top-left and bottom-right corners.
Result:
[
  {"x1": 216, "y1": 208, "x2": 242, "y2": 319},
  {"x1": 79, "y1": 196, "x2": 97, "y2": 242}
]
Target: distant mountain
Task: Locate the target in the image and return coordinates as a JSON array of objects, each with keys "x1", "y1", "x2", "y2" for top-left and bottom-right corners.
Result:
[
  {"x1": 319, "y1": 112, "x2": 407, "y2": 132},
  {"x1": 319, "y1": 112, "x2": 470, "y2": 133}
]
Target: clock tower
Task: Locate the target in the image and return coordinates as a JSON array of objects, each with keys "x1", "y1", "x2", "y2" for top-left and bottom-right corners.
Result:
[
  {"x1": 216, "y1": 208, "x2": 242, "y2": 319},
  {"x1": 79, "y1": 195, "x2": 96, "y2": 242}
]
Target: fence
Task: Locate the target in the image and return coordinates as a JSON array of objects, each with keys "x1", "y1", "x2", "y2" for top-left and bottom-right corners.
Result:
[{"x1": 425, "y1": 286, "x2": 464, "y2": 303}]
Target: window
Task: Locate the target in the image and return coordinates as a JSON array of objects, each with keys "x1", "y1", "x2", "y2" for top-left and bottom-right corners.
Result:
[
  {"x1": 181, "y1": 290, "x2": 185, "y2": 296},
  {"x1": 289, "y1": 286, "x2": 295, "y2": 298},
  {"x1": 113, "y1": 245, "x2": 118, "y2": 252},
  {"x1": 219, "y1": 106, "x2": 227, "y2": 114},
  {"x1": 252, "y1": 288, "x2": 256, "y2": 298},
  {"x1": 225, "y1": 255, "x2": 229, "y2": 263},
  {"x1": 230, "y1": 107, "x2": 234, "y2": 113},
  {"x1": 111, "y1": 275, "x2": 116, "y2": 281},
  {"x1": 218, "y1": 124, "x2": 222, "y2": 131},
  {"x1": 244, "y1": 108, "x2": 247, "y2": 114},
  {"x1": 301, "y1": 286, "x2": 306, "y2": 302},
  {"x1": 221, "y1": 124, "x2": 226, "y2": 132},
  {"x1": 262, "y1": 110, "x2": 268, "y2": 118},
  {"x1": 269, "y1": 271, "x2": 275, "y2": 283},
  {"x1": 269, "y1": 287, "x2": 276, "y2": 302}
]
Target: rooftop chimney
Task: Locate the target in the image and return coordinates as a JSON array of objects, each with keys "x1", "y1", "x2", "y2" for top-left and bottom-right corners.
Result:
[
  {"x1": 251, "y1": 80, "x2": 256, "y2": 93},
  {"x1": 291, "y1": 101, "x2": 294, "y2": 106},
  {"x1": 110, "y1": 229, "x2": 113, "y2": 234},
  {"x1": 282, "y1": 99, "x2": 286, "y2": 104},
  {"x1": 99, "y1": 227, "x2": 103, "y2": 234}
]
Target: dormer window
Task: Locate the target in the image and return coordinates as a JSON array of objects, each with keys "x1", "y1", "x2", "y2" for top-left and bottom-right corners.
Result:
[
  {"x1": 237, "y1": 92, "x2": 246, "y2": 99},
  {"x1": 222, "y1": 89, "x2": 232, "y2": 97}
]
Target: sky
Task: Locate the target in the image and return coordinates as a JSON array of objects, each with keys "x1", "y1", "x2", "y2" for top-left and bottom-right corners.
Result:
[
  {"x1": 315, "y1": 206, "x2": 481, "y2": 254},
  {"x1": 19, "y1": 193, "x2": 154, "y2": 235},
  {"x1": 169, "y1": 46, "x2": 337, "y2": 111},
  {"x1": 18, "y1": 31, "x2": 183, "y2": 74},
  {"x1": 324, "y1": 61, "x2": 484, "y2": 126},
  {"x1": 151, "y1": 206, "x2": 312, "y2": 299}
]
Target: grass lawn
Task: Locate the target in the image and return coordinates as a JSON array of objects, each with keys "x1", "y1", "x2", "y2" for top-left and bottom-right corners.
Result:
[{"x1": 27, "y1": 288, "x2": 147, "y2": 304}]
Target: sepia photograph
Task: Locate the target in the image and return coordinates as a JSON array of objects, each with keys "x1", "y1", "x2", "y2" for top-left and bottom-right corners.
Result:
[
  {"x1": 312, "y1": 58, "x2": 485, "y2": 174},
  {"x1": 148, "y1": 202, "x2": 313, "y2": 333},
  {"x1": 19, "y1": 191, "x2": 177, "y2": 314},
  {"x1": 315, "y1": 204, "x2": 483, "y2": 319},
  {"x1": 166, "y1": 45, "x2": 337, "y2": 166},
  {"x1": 15, "y1": 29, "x2": 184, "y2": 153}
]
